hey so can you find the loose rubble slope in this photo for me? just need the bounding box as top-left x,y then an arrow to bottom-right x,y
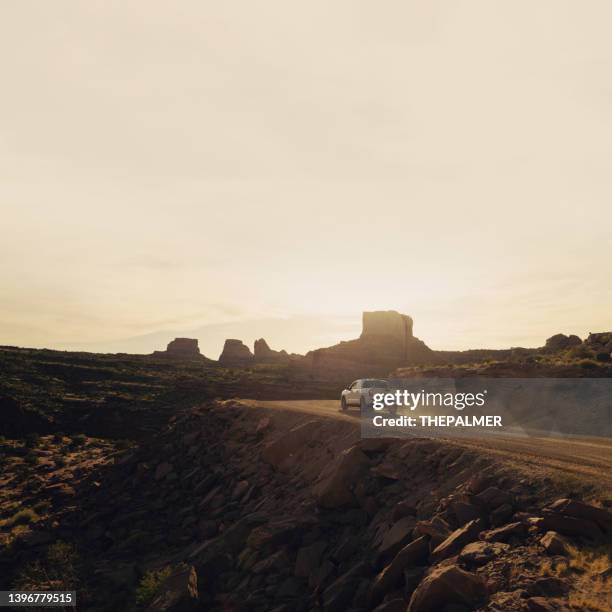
4,400 -> 611,611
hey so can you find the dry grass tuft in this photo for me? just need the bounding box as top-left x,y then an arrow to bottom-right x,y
540,544 -> 612,611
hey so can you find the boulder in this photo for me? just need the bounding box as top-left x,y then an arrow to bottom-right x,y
262,421 -> 321,470
403,567 -> 425,598
322,562 -> 370,610
413,520 -> 450,549
430,519 -> 482,562
294,541 -> 327,578
490,503 -> 514,526
313,446 -> 370,509
540,513 -> 603,541
218,339 -> 254,367
247,517 -> 313,551
392,501 -> 417,522
459,541 -> 509,566
474,486 -> 512,511
525,597 -> 560,612
465,471 -> 496,495
377,517 -> 418,560
545,498 -> 612,532
371,536 -> 429,601
407,564 -> 486,612
528,576 -> 570,597
149,564 -> 198,611
482,521 -> 526,542
373,599 -> 406,612
450,500 -> 482,526
252,550 -> 290,574
540,531 -> 571,556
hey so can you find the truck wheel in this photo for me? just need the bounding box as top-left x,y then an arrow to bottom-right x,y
340,397 -> 348,411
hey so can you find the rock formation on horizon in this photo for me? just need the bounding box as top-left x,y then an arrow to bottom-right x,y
305,310 -> 434,377
219,339 -> 254,367
153,337 -> 203,359
253,338 -> 290,363
586,332 -> 612,353
543,333 -> 582,353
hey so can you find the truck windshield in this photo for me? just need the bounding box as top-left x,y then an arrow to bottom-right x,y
362,380 -> 387,388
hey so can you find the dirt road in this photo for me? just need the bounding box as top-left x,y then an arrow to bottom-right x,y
244,399 -> 612,490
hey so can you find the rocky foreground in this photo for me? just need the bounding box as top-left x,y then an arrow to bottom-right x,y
2,401 -> 611,611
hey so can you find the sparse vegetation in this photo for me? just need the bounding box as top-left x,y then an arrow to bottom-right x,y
6,508 -> 39,527
135,566 -> 173,606
541,544 -> 612,611
15,541 -> 79,592
70,433 -> 87,447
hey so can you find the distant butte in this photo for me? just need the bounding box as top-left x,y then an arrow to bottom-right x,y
152,337 -> 206,360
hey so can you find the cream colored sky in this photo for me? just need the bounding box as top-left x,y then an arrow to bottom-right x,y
1,1 -> 611,357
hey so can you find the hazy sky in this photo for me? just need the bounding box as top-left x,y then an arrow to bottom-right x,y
1,1 -> 611,358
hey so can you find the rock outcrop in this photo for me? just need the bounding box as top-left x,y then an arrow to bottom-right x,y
8,398 -> 612,610
304,310 -> 434,378
219,339 -> 254,367
166,337 -> 201,357
586,332 -> 612,359
153,337 -> 203,359
543,333 -> 582,352
254,338 -> 290,363
361,310 -> 413,343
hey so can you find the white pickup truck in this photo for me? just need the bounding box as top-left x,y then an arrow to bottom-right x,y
340,378 -> 396,414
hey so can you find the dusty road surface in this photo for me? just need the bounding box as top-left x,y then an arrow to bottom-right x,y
243,399 -> 612,490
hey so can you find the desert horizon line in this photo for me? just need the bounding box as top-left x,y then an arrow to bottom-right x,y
3,308 -> 608,360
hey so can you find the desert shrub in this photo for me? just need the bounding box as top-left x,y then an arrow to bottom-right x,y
70,433 -> 87,447
135,566 -> 173,606
8,508 -> 39,527
568,345 -> 594,360
24,433 -> 40,448
595,351 -> 611,363
15,541 -> 78,591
